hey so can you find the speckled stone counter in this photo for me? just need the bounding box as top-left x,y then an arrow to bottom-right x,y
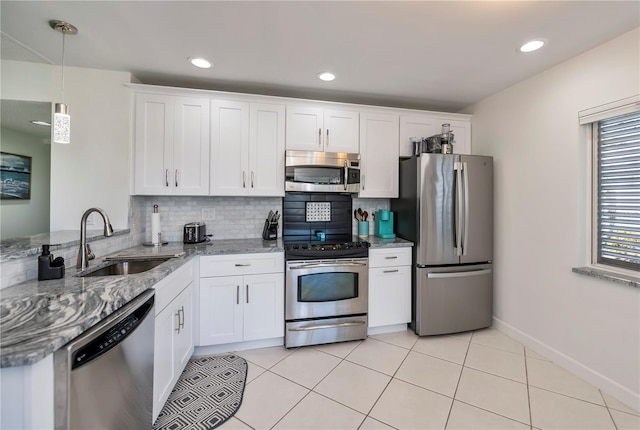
572,267 -> 640,288
1,236 -> 410,368
0,238 -> 284,368
363,236 -> 413,248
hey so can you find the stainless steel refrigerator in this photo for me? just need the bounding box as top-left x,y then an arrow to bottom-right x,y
391,154 -> 493,336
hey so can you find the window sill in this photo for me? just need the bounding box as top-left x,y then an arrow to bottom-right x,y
572,267 -> 640,289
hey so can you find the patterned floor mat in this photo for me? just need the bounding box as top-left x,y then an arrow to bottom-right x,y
153,354 -> 247,430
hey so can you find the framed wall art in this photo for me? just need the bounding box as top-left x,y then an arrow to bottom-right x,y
0,152 -> 32,200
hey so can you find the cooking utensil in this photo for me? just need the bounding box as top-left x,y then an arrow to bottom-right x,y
363,211 -> 368,221
354,209 -> 361,221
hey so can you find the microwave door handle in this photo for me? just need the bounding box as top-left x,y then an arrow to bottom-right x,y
344,160 -> 348,191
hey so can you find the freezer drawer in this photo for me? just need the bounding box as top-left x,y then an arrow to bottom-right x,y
415,264 -> 492,336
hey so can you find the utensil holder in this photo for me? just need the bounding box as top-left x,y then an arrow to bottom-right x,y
262,219 -> 278,241
358,221 -> 369,238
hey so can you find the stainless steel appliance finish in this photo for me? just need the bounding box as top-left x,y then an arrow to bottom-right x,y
392,154 -> 493,335
285,257 -> 368,347
285,150 -> 361,193
54,290 -> 155,430
183,222 -> 207,243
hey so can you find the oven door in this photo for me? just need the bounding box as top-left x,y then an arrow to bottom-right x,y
285,258 -> 368,320
285,165 -> 360,193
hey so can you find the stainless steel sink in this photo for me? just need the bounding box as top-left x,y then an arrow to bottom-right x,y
79,259 -> 169,277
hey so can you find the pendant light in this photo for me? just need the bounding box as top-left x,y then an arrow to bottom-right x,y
49,20 -> 78,144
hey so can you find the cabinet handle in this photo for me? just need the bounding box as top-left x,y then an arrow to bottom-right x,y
383,269 -> 399,273
174,310 -> 181,334
362,174 -> 365,190
179,306 -> 185,329
251,171 -> 254,188
165,169 -> 169,187
385,256 -> 398,259
326,129 -> 329,146
318,128 -> 322,147
175,169 -> 179,187
235,263 -> 251,267
246,285 -> 249,303
236,285 -> 240,305
242,171 -> 246,188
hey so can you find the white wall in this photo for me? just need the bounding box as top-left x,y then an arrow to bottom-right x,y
1,60 -> 132,231
465,28 -> 640,410
0,127 -> 50,238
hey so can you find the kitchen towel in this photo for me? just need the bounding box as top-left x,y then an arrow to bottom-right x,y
153,354 -> 247,430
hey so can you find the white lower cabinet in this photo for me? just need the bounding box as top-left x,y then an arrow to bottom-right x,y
368,247 -> 412,328
153,262 -> 195,423
198,253 -> 284,346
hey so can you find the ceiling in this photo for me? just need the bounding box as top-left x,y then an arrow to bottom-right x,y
1,1 -> 639,113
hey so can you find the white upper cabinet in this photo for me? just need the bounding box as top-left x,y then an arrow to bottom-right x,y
399,115 -> 471,156
210,100 -> 285,196
210,100 -> 249,195
249,103 -> 285,196
134,93 -> 209,195
359,112 -> 400,198
286,106 -> 359,153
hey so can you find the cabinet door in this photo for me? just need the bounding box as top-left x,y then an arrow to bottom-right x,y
153,304 -> 177,421
210,100 -> 250,195
243,273 -> 284,341
368,265 -> 411,328
359,112 -> 399,198
324,109 -> 359,153
286,106 -> 324,151
249,103 -> 285,196
199,276 -> 244,345
174,284 -> 194,373
134,93 -> 174,195
173,97 -> 210,195
399,115 -> 438,158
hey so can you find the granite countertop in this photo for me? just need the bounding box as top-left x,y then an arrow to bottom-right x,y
0,236 -> 411,368
0,238 -> 284,368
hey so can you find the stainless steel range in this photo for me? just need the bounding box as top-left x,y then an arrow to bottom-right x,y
282,193 -> 370,348
284,241 -> 369,348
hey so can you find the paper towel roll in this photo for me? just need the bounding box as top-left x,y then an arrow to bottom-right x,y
151,212 -> 161,244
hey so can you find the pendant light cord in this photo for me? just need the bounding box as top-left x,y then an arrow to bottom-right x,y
61,31 -> 66,102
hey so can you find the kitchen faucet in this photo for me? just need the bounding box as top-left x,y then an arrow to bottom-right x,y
77,208 -> 114,270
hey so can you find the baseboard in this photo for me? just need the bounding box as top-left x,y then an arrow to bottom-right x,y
193,337 -> 284,356
367,323 -> 409,336
492,317 -> 639,413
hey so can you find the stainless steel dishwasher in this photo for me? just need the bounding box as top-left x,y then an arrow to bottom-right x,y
54,290 -> 155,430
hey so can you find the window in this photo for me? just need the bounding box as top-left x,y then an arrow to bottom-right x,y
594,110 -> 640,271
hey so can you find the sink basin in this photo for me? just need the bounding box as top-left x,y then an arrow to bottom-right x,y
79,259 -> 170,277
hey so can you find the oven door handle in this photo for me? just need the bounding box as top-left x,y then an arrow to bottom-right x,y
288,320 -> 366,331
288,262 -> 367,270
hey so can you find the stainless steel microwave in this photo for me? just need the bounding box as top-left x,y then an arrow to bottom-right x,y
285,150 -> 360,193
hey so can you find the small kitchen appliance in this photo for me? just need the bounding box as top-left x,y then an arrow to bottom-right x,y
183,222 -> 207,244
285,150 -> 361,193
374,210 -> 396,239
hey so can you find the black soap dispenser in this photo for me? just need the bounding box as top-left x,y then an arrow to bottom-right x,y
38,245 -> 65,281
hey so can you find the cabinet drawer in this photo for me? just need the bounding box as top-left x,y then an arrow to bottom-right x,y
369,247 -> 412,268
154,261 -> 193,315
200,252 -> 284,277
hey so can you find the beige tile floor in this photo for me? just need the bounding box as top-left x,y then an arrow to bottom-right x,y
214,328 -> 639,430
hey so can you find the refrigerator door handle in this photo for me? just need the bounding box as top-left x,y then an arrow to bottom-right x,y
454,161 -> 464,256
462,161 -> 470,256
427,269 -> 492,279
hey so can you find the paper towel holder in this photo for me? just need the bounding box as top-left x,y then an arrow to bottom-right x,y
143,204 -> 169,246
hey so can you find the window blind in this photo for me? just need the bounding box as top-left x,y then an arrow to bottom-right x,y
597,111 -> 640,270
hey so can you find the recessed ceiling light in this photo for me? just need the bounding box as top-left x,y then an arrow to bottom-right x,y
317,72 -> 336,82
519,40 -> 545,53
30,120 -> 51,127
189,57 -> 213,69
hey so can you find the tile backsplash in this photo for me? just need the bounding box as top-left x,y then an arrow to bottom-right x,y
135,196 -> 283,242
351,197 -> 390,236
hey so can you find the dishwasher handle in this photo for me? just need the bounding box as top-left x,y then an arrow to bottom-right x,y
71,291 -> 155,370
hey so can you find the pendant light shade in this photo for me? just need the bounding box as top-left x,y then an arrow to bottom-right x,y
49,20 -> 77,144
53,102 -> 70,144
